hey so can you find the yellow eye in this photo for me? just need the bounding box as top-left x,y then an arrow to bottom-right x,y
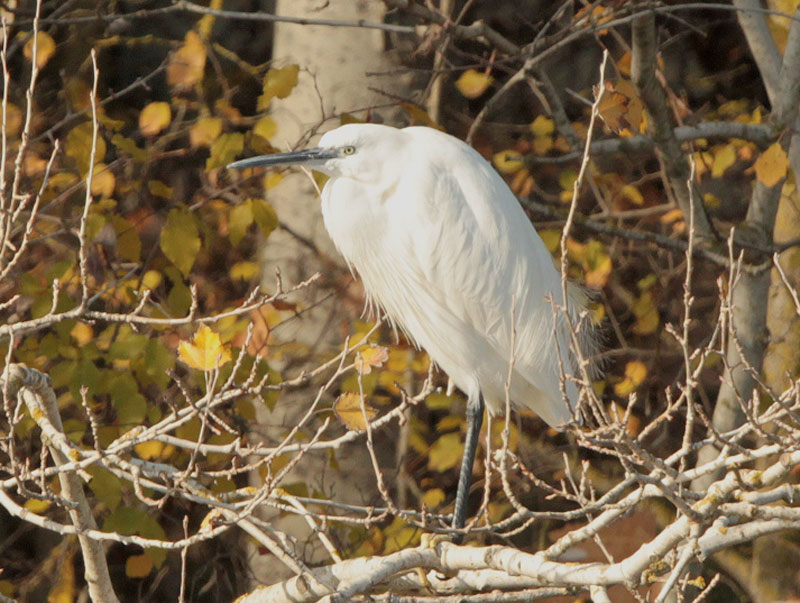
342,145 -> 356,155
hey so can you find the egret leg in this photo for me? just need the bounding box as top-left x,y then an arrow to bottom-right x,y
452,391 -> 484,534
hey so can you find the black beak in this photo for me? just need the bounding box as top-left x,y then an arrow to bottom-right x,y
227,147 -> 337,170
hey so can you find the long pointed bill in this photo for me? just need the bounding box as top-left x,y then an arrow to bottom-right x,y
227,147 -> 336,170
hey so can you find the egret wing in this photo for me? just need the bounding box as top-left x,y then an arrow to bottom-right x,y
399,133 -> 576,424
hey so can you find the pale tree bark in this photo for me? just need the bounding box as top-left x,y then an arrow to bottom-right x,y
249,0 -> 419,587
694,6 -> 800,493
729,5 -> 800,599
2,365 -> 119,603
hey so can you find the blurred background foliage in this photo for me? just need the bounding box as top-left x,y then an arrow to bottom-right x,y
0,1 -> 798,601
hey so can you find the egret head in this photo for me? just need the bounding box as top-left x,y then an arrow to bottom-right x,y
227,123 -> 407,184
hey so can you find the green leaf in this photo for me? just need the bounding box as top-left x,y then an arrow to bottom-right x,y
87,466 -> 122,511
253,116 -> 277,141
111,134 -> 148,162
103,507 -> 166,567
66,122 -> 107,174
62,419 -> 86,445
252,198 -> 278,237
167,279 -> 192,316
229,200 -> 254,247
110,215 -> 141,262
109,326 -> 148,360
160,208 -> 200,277
108,373 -> 147,429
71,358 -> 102,398
257,64 -> 299,110
133,338 -> 175,388
206,132 -> 244,171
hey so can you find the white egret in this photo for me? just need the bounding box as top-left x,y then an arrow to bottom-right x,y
229,124 -> 592,532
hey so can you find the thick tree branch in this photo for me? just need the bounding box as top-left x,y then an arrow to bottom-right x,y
2,365 -> 119,603
631,9 -> 716,243
734,0 -> 781,103
695,6 -> 800,490
526,122 -> 774,165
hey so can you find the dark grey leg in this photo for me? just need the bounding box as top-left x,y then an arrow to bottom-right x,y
452,391 -> 484,534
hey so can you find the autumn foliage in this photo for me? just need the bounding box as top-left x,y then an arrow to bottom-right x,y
2,1 -> 800,602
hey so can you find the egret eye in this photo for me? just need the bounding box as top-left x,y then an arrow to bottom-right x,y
342,145 -> 356,156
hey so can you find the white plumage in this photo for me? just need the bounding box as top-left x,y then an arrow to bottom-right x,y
317,124 -> 583,427
229,123 -> 593,529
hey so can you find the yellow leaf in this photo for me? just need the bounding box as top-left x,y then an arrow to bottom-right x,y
492,149 -> 524,174
334,392 -> 377,431
754,142 -> 789,187
148,180 -> 174,199
530,115 -> 555,137
617,51 -> 632,76
718,99 -> 749,117
125,554 -> 153,578
606,401 -> 641,437
252,198 -> 278,237
540,229 -> 561,253
590,302 -> 606,325
559,168 -> 578,191
253,116 -> 277,141
491,418 -> 520,450
532,136 -> 553,156
425,393 -> 456,411
703,192 -> 721,209
428,432 -> 463,472
167,30 -> 207,91
401,102 -> 443,129
258,64 -> 299,110
632,291 -> 659,335
24,32 -> 56,69
24,498 -> 51,513
382,517 -> 421,553
660,208 -> 685,224
229,261 -> 260,281
355,345 -> 389,375
711,144 -> 736,178
583,240 -> 612,289
178,326 -> 232,371
264,171 -> 284,189
189,117 -> 222,148
134,440 -> 164,460
597,86 -> 626,131
47,549 -> 75,603
620,184 -> 644,205
90,165 -> 115,198
436,415 -> 463,432
614,360 -> 648,397
455,69 -> 493,99
199,509 -> 225,532
140,270 -> 162,291
2,103 -> 22,136
421,488 -> 446,508
139,101 -> 171,136
0,581 -> 14,598
111,133 -> 147,162
566,237 -> 586,263
70,322 -> 93,346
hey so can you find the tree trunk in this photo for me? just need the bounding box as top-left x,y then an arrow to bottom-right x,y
248,0 -> 417,587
